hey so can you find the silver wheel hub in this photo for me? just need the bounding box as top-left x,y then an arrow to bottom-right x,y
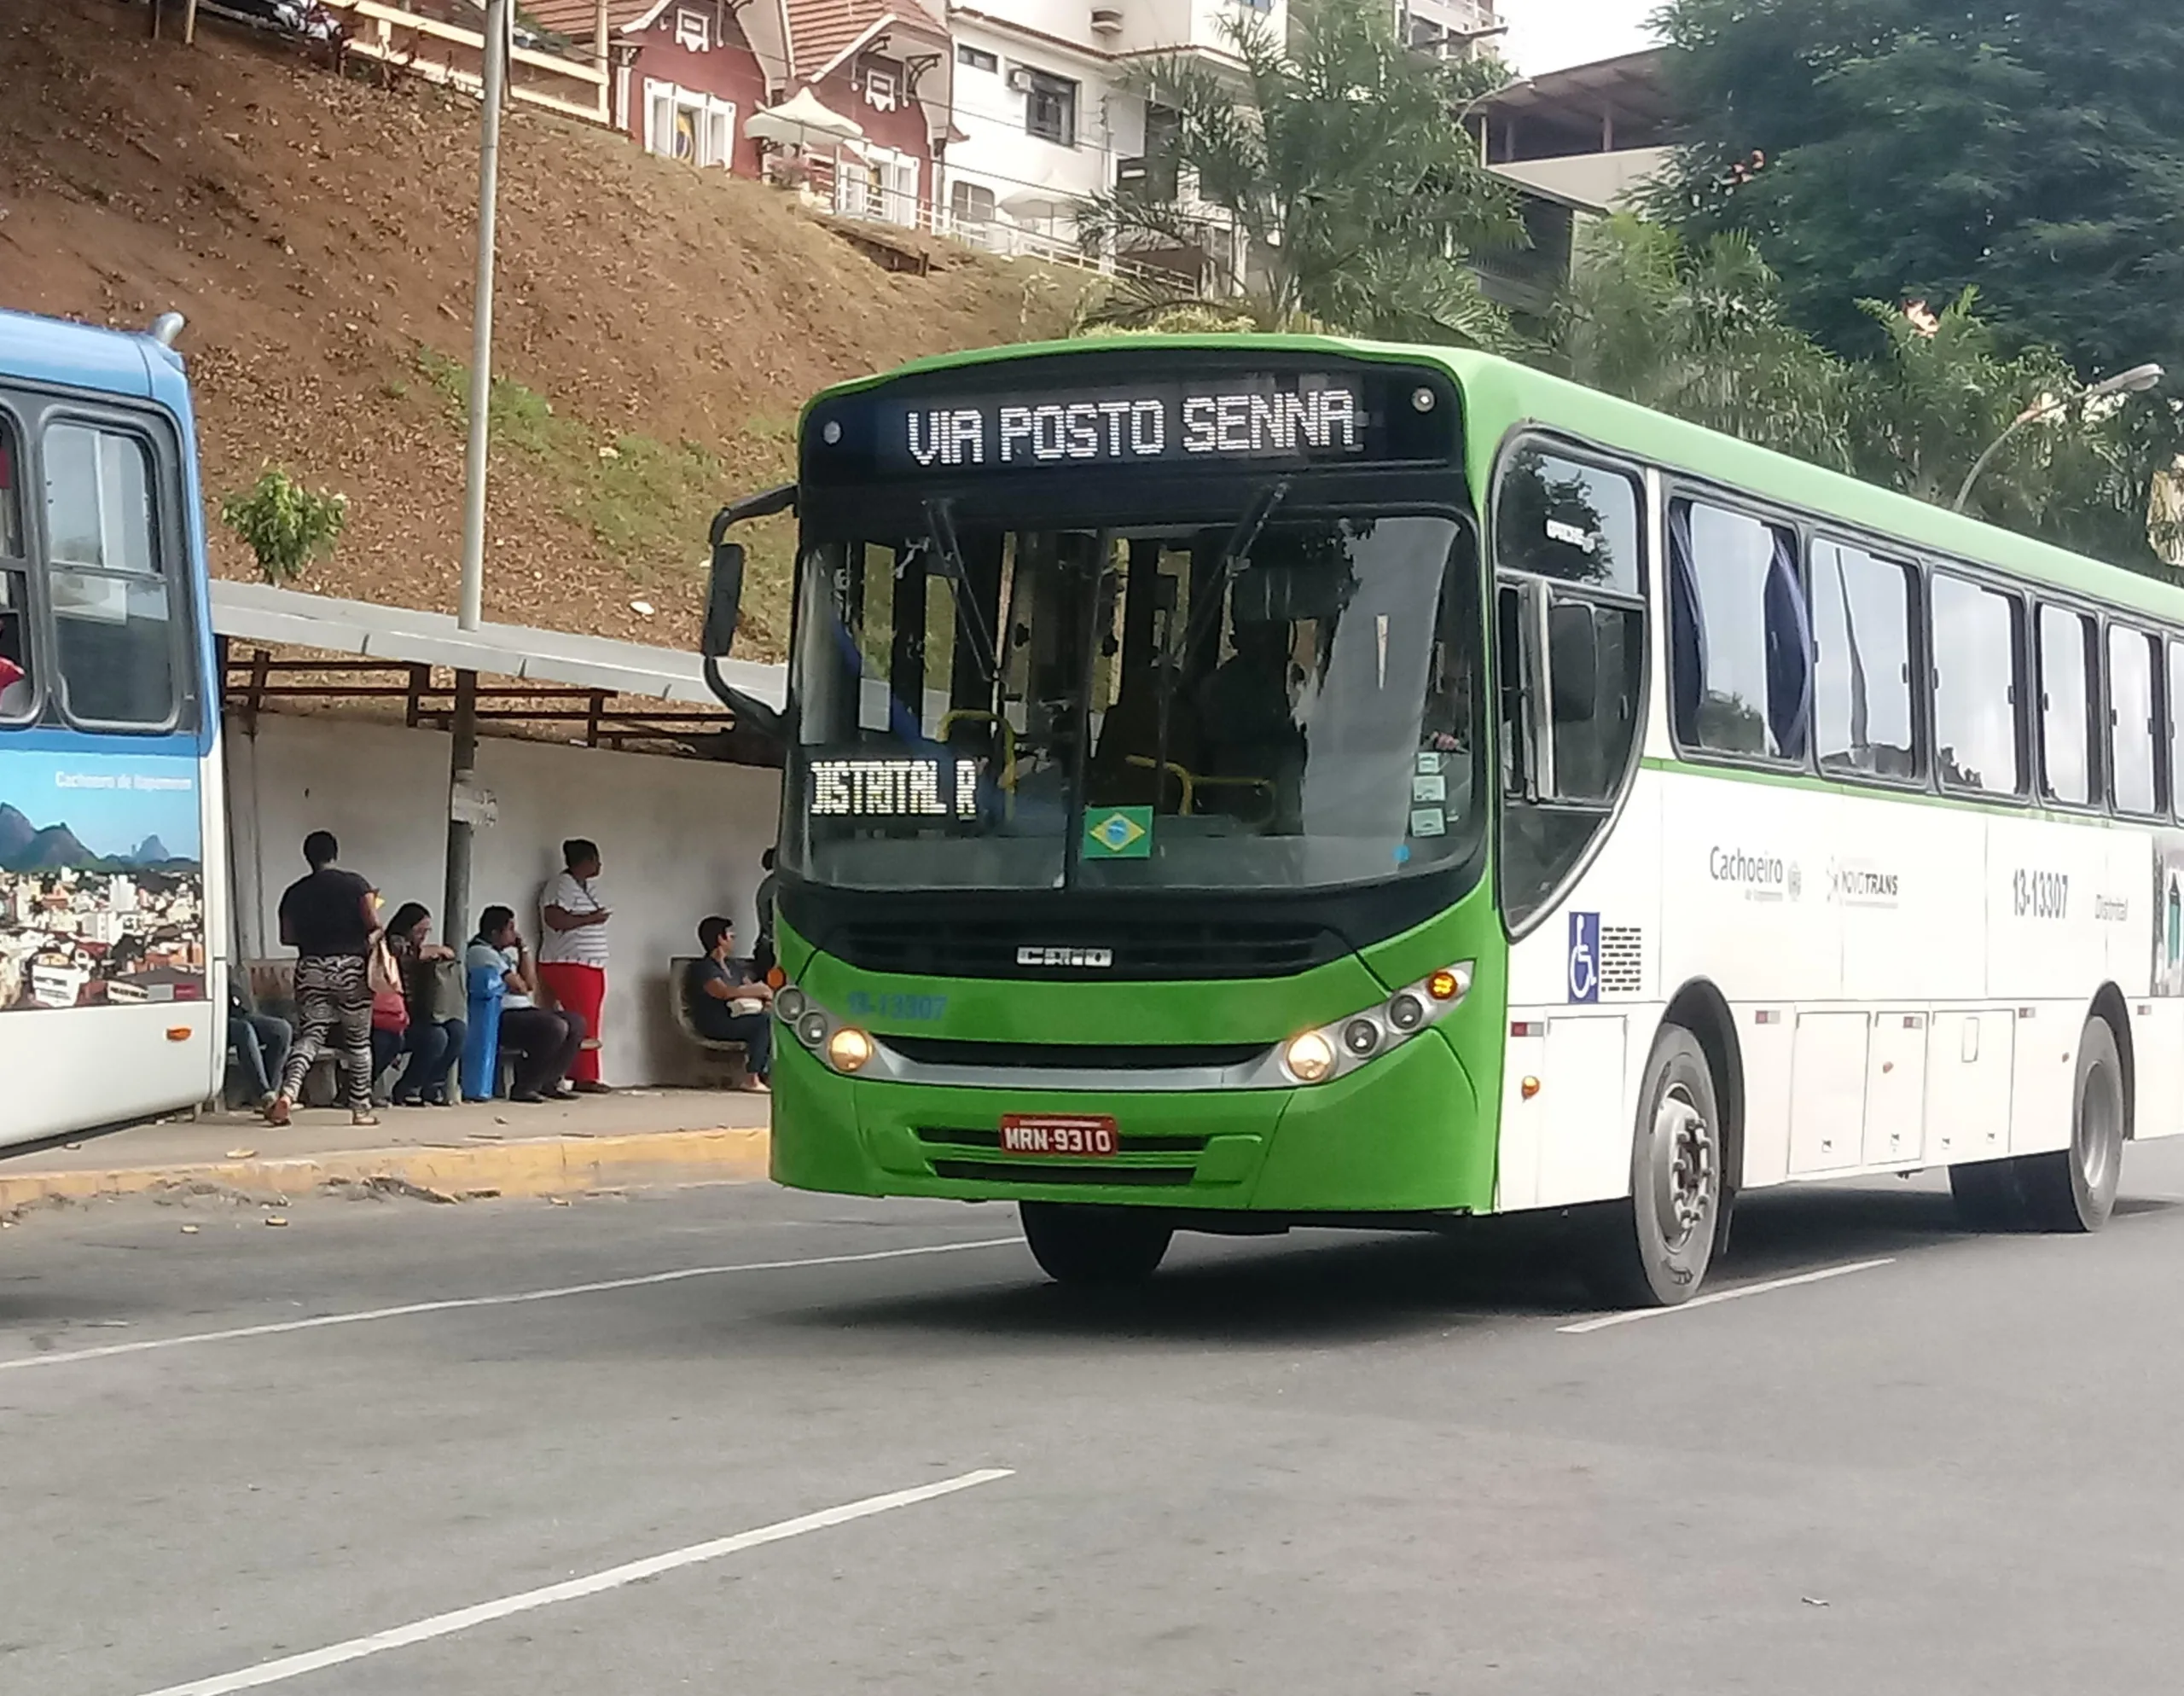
1652,1089 -> 1713,1250
2078,1059 -> 2121,1193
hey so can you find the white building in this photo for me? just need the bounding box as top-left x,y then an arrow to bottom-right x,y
938,0 -> 1288,263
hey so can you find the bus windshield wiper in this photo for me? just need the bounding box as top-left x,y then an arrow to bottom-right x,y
1176,477 -> 1290,677
923,497 -> 1000,685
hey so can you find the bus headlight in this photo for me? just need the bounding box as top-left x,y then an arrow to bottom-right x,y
775,985 -> 807,1023
1275,961 -> 1474,1088
826,1026 -> 874,1073
796,1010 -> 830,1048
1284,1031 -> 1337,1083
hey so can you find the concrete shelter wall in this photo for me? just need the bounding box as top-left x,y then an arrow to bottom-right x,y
224,711 -> 781,1087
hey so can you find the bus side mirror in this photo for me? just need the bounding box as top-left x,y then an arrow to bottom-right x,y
702,542 -> 746,659
1548,602 -> 1598,723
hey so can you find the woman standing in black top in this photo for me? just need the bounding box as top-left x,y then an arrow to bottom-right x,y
268,829 -> 380,1126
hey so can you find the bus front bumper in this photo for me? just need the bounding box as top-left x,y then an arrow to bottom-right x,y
769,1029 -> 1493,1216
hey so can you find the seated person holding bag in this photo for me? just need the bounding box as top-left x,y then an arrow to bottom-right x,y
683,915 -> 772,1093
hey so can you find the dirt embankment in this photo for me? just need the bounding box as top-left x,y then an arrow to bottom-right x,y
0,0 -> 1085,655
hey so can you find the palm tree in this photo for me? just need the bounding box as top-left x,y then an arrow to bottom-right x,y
1073,0 -> 1526,346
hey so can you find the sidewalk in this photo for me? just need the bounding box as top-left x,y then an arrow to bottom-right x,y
0,1089 -> 774,1213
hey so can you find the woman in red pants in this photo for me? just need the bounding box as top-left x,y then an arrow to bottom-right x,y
537,837 -> 612,1092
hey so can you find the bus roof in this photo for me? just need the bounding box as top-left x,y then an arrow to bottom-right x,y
0,306 -> 171,401
803,331 -> 2184,627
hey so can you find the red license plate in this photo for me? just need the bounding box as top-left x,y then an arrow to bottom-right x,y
999,1114 -> 1119,1157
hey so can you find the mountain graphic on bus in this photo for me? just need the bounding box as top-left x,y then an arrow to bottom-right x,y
0,803 -> 199,874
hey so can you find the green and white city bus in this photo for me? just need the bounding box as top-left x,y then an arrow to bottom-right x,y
701,334 -> 2184,1305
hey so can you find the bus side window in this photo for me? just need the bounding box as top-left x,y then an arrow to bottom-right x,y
40,421 -> 180,731
1931,572 -> 2025,798
1668,499 -> 1809,764
1493,445 -> 1649,932
2108,624 -> 2162,818
2036,601 -> 2100,808
0,416 -> 31,723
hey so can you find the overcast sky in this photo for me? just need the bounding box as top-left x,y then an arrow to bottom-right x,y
1501,0 -> 1662,75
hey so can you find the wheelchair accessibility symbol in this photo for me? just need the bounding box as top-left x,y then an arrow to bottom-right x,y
1567,911 -> 1600,1004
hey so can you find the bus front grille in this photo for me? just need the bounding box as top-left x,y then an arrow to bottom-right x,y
815,915 -> 1345,980
926,1160 -> 1197,1187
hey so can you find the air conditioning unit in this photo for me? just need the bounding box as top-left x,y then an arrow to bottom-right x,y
1006,66 -> 1035,91
1089,7 -> 1124,32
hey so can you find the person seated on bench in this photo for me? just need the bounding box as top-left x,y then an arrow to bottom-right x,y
228,977 -> 291,1112
468,906 -> 585,1103
684,915 -> 772,1093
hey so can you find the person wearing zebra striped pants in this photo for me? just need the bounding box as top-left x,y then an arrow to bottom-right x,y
266,830 -> 380,1127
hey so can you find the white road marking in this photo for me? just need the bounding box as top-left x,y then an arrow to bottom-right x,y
0,1237 -> 1022,1374
1557,1257 -> 1896,1333
131,1468 -> 1014,1696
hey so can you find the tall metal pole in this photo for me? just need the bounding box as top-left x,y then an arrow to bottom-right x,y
457,0 -> 508,633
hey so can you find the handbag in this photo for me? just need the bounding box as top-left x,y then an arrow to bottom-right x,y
369,941 -> 408,1033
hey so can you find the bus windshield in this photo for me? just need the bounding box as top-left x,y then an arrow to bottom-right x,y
789,508 -> 1482,892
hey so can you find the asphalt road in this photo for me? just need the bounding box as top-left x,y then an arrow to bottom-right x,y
7,1143 -> 2184,1696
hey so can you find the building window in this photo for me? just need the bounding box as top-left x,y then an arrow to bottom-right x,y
644,80 -> 735,168
956,44 -> 996,73
672,6 -> 710,51
1809,538 -> 1920,781
2036,602 -> 2100,807
862,60 -> 900,112
1025,70 -> 1077,148
950,179 -> 996,227
1931,572 -> 2024,798
40,421 -> 178,729
1667,499 -> 1809,764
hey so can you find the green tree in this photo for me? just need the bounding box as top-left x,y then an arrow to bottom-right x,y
1074,0 -> 1525,345
221,468 -> 347,585
1648,0 -> 2184,385
1557,216 -> 2175,572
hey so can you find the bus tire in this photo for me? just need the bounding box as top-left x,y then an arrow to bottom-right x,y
1020,1203 -> 1173,1286
2016,1015 -> 2125,1234
1584,1023 -> 1722,1309
1948,1160 -> 2027,1231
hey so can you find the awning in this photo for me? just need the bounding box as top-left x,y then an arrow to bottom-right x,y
746,88 -> 868,153
997,173 -> 1074,219
209,580 -> 787,712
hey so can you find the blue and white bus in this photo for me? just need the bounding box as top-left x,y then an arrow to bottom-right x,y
1,307 -> 226,1149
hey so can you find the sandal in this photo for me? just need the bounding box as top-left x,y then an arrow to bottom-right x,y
264,1095 -> 293,1127
351,1112 -> 380,1128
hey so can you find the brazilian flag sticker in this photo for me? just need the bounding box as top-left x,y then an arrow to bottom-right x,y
1083,805 -> 1153,860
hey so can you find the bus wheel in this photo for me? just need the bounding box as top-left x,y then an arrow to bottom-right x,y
2016,1016 -> 2125,1234
1585,1023 -> 1721,1309
1948,1160 -> 2027,1231
1020,1203 -> 1173,1286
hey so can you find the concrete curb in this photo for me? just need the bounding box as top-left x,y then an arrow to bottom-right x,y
0,1126 -> 772,1212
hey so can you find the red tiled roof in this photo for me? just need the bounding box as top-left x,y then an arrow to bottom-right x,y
785,0 -> 944,79
524,0 -> 671,43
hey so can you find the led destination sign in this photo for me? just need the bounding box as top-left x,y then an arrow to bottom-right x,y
810,363 -> 1459,483
808,757 -> 982,819
897,380 -> 1364,472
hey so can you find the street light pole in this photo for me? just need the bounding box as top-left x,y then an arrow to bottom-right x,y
1955,362 -> 2165,514
448,0 -> 507,956
457,0 -> 508,633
